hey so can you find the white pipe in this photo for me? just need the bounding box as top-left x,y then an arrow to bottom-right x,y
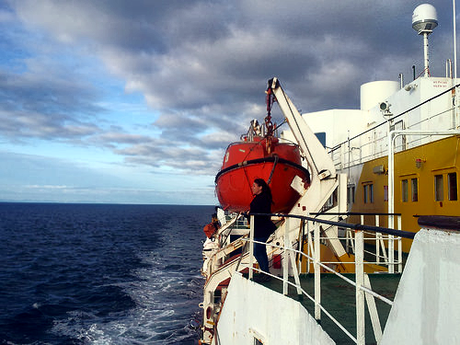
249,215 -> 254,280
314,221 -> 321,320
424,32 -> 430,77
454,0 -> 458,79
446,59 -> 453,78
283,217 -> 289,295
355,230 -> 365,345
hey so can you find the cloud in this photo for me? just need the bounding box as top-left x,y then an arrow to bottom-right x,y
1,0 -> 456,187
0,150 -> 216,204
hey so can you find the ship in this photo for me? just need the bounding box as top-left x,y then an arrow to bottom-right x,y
199,4 -> 460,344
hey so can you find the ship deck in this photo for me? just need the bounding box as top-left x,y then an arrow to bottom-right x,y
246,273 -> 401,344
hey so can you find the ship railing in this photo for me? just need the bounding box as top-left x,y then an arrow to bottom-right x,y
217,214 -> 249,247
244,213 -> 414,345
329,83 -> 460,170
318,212 -> 404,274
204,214 -> 250,276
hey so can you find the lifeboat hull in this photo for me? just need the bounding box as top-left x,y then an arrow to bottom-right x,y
215,139 -> 309,213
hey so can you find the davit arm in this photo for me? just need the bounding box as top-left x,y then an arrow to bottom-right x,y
267,78 -> 347,259
267,77 -> 336,181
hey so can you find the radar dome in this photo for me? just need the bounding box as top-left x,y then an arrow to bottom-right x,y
412,4 -> 438,33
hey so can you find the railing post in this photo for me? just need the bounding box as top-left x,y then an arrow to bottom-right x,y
388,233 -> 395,274
283,217 -> 290,295
307,221 -> 312,274
346,229 -> 350,253
346,228 -> 355,254
287,217 -> 303,296
397,215 -> 402,273
314,221 -> 321,321
355,229 -> 365,345
249,215 -> 255,280
375,215 -> 380,264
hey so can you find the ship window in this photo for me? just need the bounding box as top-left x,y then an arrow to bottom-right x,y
348,185 -> 355,204
315,132 -> 326,148
401,179 -> 408,202
411,178 -> 418,202
363,183 -> 373,204
448,172 -> 458,201
435,174 -> 444,201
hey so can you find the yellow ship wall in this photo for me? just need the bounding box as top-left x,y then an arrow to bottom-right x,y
349,135 -> 460,252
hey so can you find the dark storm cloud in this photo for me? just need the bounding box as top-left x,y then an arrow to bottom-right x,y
3,0 -> 457,175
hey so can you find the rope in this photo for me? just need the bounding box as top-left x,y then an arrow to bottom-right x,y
266,154 -> 279,185
215,156 -> 310,182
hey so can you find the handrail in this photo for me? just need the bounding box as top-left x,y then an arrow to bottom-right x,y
244,212 -> 407,345
328,82 -> 460,153
243,245 -> 359,343
310,211 -> 402,216
246,237 -> 395,306
249,212 -> 415,239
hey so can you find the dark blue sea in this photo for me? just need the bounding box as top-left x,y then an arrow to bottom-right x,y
0,203 -> 213,345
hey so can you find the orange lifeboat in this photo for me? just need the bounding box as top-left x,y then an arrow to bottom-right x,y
215,135 -> 310,213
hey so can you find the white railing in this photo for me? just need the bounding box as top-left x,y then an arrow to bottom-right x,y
330,84 -> 459,171
244,213 -> 414,345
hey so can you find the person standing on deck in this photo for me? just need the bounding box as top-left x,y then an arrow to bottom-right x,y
248,178 -> 276,279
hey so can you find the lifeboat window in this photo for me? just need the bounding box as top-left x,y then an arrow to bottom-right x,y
448,172 -> 458,201
435,174 -> 444,201
411,178 -> 418,202
401,179 -> 409,202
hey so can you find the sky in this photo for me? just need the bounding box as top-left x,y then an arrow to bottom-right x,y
0,1 -> 457,205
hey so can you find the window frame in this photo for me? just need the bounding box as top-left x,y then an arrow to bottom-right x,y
448,172 -> 458,201
434,174 -> 444,202
401,179 -> 409,202
411,177 -> 418,202
363,182 -> 373,204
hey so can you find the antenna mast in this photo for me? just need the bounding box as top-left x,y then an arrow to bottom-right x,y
454,0 -> 458,79
412,4 -> 438,77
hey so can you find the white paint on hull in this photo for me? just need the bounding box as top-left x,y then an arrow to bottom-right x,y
381,228 -> 460,345
216,273 -> 335,345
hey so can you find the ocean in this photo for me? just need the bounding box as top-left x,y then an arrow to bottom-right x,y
0,203 -> 214,345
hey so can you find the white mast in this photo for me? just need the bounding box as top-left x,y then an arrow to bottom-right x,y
412,4 -> 438,77
454,0 -> 458,79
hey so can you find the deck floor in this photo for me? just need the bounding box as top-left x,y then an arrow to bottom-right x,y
249,273 -> 401,344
